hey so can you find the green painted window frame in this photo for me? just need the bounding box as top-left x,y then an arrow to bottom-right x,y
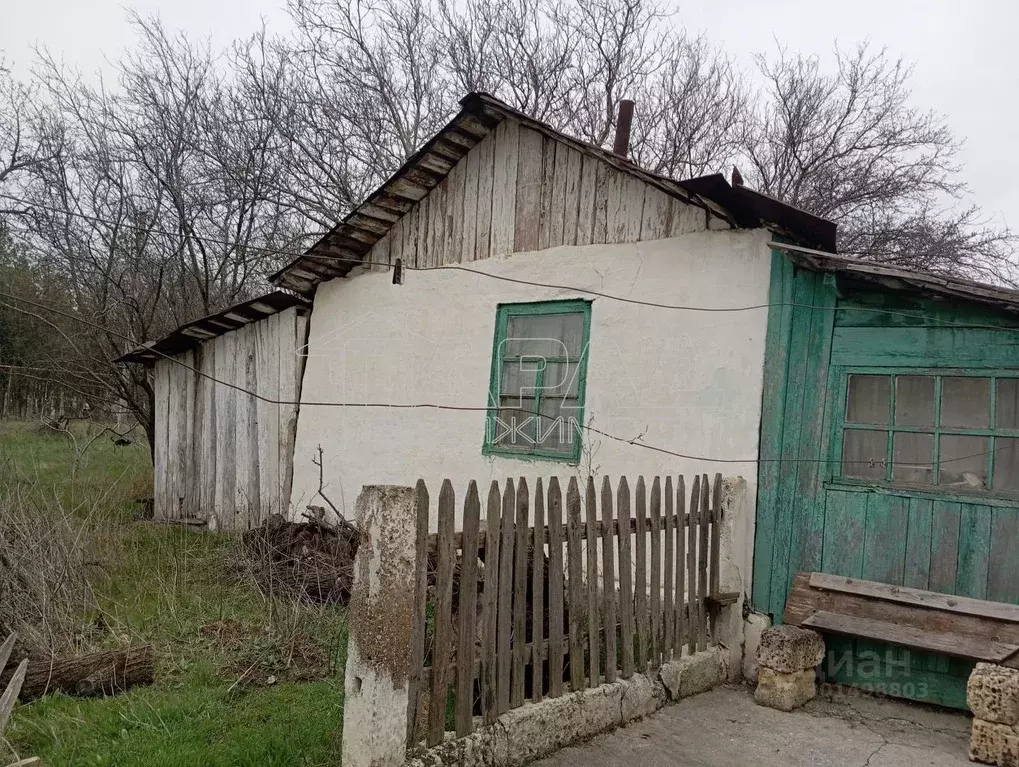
830,366 -> 1019,499
483,299 -> 592,463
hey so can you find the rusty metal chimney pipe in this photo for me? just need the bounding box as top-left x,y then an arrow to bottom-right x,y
612,99 -> 635,158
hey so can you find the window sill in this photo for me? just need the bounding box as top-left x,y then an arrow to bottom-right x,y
824,480 -> 1019,508
482,445 -> 581,465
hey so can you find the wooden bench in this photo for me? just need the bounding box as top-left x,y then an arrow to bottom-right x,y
784,572 -> 1019,668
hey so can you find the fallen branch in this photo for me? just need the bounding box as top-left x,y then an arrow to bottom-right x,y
0,644 -> 154,701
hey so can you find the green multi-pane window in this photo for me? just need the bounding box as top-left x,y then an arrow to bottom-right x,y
837,372 -> 1019,494
484,300 -> 591,462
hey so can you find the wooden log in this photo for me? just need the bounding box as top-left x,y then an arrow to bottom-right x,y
511,478 -> 529,708
697,475 -> 710,652
649,477 -> 662,668
481,481 -> 502,723
585,477 -> 600,688
675,476 -> 686,657
617,477 -> 634,678
427,480 -> 456,747
687,475 -> 700,656
566,477 -> 585,692
547,477 -> 565,696
497,478 -> 516,714
407,479 -> 430,745
455,481 -> 481,736
2,645 -> 154,701
531,478 -> 545,703
663,477 -> 675,659
601,477 -> 617,683
634,476 -> 648,671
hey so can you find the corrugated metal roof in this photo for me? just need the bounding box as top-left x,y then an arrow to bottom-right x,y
271,91 -> 837,294
115,291 -> 309,364
773,242 -> 1019,314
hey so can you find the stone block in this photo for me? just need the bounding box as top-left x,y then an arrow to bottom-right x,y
620,671 -> 666,722
743,612 -> 772,684
659,648 -> 725,701
970,664 -> 1019,726
754,666 -> 816,712
757,625 -> 824,673
970,718 -> 1019,766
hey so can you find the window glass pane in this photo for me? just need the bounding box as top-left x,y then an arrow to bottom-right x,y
842,429 -> 887,480
536,397 -> 579,454
939,434 -> 989,489
501,364 -> 538,401
941,377 -> 990,429
997,379 -> 1019,430
504,312 -> 584,357
493,399 -> 537,449
892,432 -> 934,485
846,375 -> 890,425
895,376 -> 935,427
542,361 -> 580,398
994,438 -> 1019,492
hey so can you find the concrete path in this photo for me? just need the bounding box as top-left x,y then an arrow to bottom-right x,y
530,685 -> 973,767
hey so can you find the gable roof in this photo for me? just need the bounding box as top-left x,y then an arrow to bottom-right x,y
115,291 -> 309,364
272,92 -> 837,294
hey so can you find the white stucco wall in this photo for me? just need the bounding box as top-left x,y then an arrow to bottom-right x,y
290,228 -> 772,575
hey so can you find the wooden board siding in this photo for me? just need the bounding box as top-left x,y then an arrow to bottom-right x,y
150,306 -> 308,530
363,125 -> 720,271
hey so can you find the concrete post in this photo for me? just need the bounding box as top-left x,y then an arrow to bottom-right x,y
718,477 -> 752,681
341,485 -> 418,767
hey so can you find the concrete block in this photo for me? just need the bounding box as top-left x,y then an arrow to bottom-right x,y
970,718 -> 1019,766
970,664 -> 1019,726
754,666 -> 816,712
743,612 -> 771,684
620,671 -> 666,722
757,624 -> 824,674
659,648 -> 725,701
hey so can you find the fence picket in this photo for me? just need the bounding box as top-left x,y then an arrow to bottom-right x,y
633,476 -> 648,672
481,481 -> 502,723
428,479 -> 456,746
709,473 -> 722,641
585,477 -> 600,688
497,479 -> 516,714
455,481 -> 481,736
566,477 -> 586,691
617,477 -> 634,678
512,478 -> 529,707
686,474 -> 700,656
600,476 -> 617,683
649,477 -> 662,668
547,477 -> 565,697
407,480 -> 430,745
531,478 -> 545,703
663,476 -> 674,660
697,474 -> 710,652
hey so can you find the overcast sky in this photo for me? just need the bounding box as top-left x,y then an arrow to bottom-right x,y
4,0 -> 1017,231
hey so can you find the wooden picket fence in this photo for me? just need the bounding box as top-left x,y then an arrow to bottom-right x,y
406,473 -> 725,747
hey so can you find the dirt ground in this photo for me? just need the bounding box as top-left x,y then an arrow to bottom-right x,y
531,685 -> 973,767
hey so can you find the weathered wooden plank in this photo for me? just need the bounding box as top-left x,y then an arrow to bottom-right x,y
491,120 -> 519,256
904,497 -> 934,591
390,216 -> 405,268
278,308 -> 304,513
592,161 -> 609,244
532,478 -> 546,703
407,479 -> 430,745
663,476 -> 675,658
617,477 -> 634,677
537,137 -> 557,251
255,314 -> 280,516
675,476 -> 686,656
513,127 -> 544,253
0,658 -> 28,734
649,477 -> 662,667
640,187 -> 673,241
930,501 -> 962,595
601,476 -> 618,683
369,229 -> 390,272
603,168 -> 627,244
497,478 -> 516,713
861,495 -> 908,586
821,491 -> 866,578
461,148 -> 480,262
416,195 -> 430,269
213,331 -> 237,529
547,477 -> 565,696
403,199 -> 419,268
548,141 -> 570,247
709,473 -> 722,625
481,481 -> 502,723
239,329 -> 260,527
197,343 -> 217,522
633,476 -> 649,671
687,475 -> 700,655
475,132 -> 496,260
585,476 -> 600,687
447,158 -> 466,264
988,509 -> 1019,604
428,176 -> 446,266
182,349 -> 199,520
566,477 -> 586,691
576,155 -> 598,246
511,477 -> 529,708
958,504 -> 993,601
621,176 -> 646,242
562,148 -> 583,246
456,481 -> 481,736
697,475 -> 710,651
428,479 -> 456,746
670,199 -> 705,236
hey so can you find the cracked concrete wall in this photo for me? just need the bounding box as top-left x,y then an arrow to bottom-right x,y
343,485 -> 418,767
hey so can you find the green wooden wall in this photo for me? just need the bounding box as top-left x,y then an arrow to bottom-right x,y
753,250 -> 1019,708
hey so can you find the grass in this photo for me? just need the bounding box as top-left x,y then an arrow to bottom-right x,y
0,420 -> 348,766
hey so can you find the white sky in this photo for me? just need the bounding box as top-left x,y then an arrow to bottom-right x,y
3,0 -> 1017,230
